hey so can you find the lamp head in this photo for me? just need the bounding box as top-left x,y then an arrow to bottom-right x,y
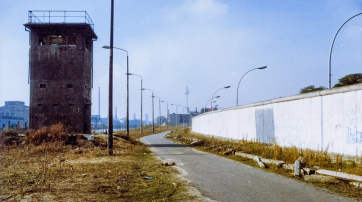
102,46 -> 110,49
257,66 -> 267,69
224,86 -> 231,88
126,73 -> 132,75
215,96 -> 220,98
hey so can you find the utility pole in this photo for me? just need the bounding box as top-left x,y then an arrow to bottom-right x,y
152,92 -> 154,133
107,0 -> 114,155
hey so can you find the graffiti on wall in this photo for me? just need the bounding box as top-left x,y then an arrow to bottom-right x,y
347,127 -> 362,144
346,106 -> 362,144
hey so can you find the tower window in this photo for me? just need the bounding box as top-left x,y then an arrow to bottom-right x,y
40,84 -> 46,88
69,104 -> 74,106
67,84 -> 73,88
58,36 -> 66,45
38,104 -> 43,106
49,35 -> 58,45
53,104 -> 59,107
68,36 -> 76,46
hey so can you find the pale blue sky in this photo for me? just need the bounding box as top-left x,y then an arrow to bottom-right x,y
0,0 -> 361,119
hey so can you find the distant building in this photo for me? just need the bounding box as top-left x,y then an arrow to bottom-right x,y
169,113 -> 191,127
24,11 -> 97,133
145,114 -> 149,122
133,113 -> 136,120
0,101 -> 29,129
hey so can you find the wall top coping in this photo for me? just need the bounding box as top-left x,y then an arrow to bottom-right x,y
195,83 -> 362,118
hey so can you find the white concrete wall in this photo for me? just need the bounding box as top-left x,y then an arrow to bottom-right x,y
192,84 -> 362,156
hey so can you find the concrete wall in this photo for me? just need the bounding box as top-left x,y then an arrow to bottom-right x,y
192,84 -> 362,156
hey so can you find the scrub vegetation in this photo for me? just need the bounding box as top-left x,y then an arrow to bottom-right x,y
167,128 -> 362,200
0,124 -> 198,201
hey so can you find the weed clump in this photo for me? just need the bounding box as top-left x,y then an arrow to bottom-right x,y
0,129 -> 20,146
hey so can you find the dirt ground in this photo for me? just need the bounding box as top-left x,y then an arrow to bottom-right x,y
0,129 -> 209,202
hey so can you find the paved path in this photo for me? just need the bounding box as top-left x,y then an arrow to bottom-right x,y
140,131 -> 357,202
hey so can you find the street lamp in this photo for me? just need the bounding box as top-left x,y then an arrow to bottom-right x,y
205,96 -> 219,112
154,96 -> 161,130
236,66 -> 267,106
142,88 -> 154,133
102,45 -> 130,138
127,73 -> 142,134
171,104 -> 178,130
161,100 -> 168,129
328,13 -> 362,88
211,86 -> 230,109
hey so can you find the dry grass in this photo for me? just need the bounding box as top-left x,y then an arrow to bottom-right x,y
166,129 -> 362,200
168,130 -> 362,174
0,125 -> 198,201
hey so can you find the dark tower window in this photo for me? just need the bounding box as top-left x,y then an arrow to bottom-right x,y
38,104 -> 43,106
40,84 -> 46,88
68,36 -> 77,46
53,104 -> 59,107
38,35 -> 47,46
59,36 -> 66,45
67,84 -> 73,88
69,104 -> 74,106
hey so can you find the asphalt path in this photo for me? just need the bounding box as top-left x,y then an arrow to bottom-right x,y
140,131 -> 357,202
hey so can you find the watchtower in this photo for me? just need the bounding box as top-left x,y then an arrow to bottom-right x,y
24,11 -> 97,133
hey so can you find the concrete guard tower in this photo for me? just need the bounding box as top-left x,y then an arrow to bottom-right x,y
24,11 -> 97,133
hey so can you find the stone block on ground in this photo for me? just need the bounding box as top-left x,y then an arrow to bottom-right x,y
304,175 -> 340,184
258,161 -> 266,168
294,160 -> 301,176
260,158 -> 285,167
316,169 -> 362,182
302,168 -> 316,175
282,164 -> 294,170
349,182 -> 362,187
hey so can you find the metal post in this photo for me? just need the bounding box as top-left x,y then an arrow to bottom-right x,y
140,79 -> 143,134
152,92 -> 154,133
176,106 -> 178,130
183,108 -> 184,127
328,13 -> 362,89
211,86 -> 230,109
159,98 -> 161,129
107,0 -> 114,155
236,66 -> 266,106
166,103 -> 168,129
127,55 -> 129,137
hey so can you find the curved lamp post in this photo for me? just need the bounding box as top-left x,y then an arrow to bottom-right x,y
161,100 -> 168,129
211,86 -> 230,109
127,73 -> 142,134
328,13 -> 362,89
142,88 -> 154,133
154,96 -> 161,130
236,66 -> 267,106
171,104 -> 178,130
205,96 -> 219,112
102,45 -> 130,138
